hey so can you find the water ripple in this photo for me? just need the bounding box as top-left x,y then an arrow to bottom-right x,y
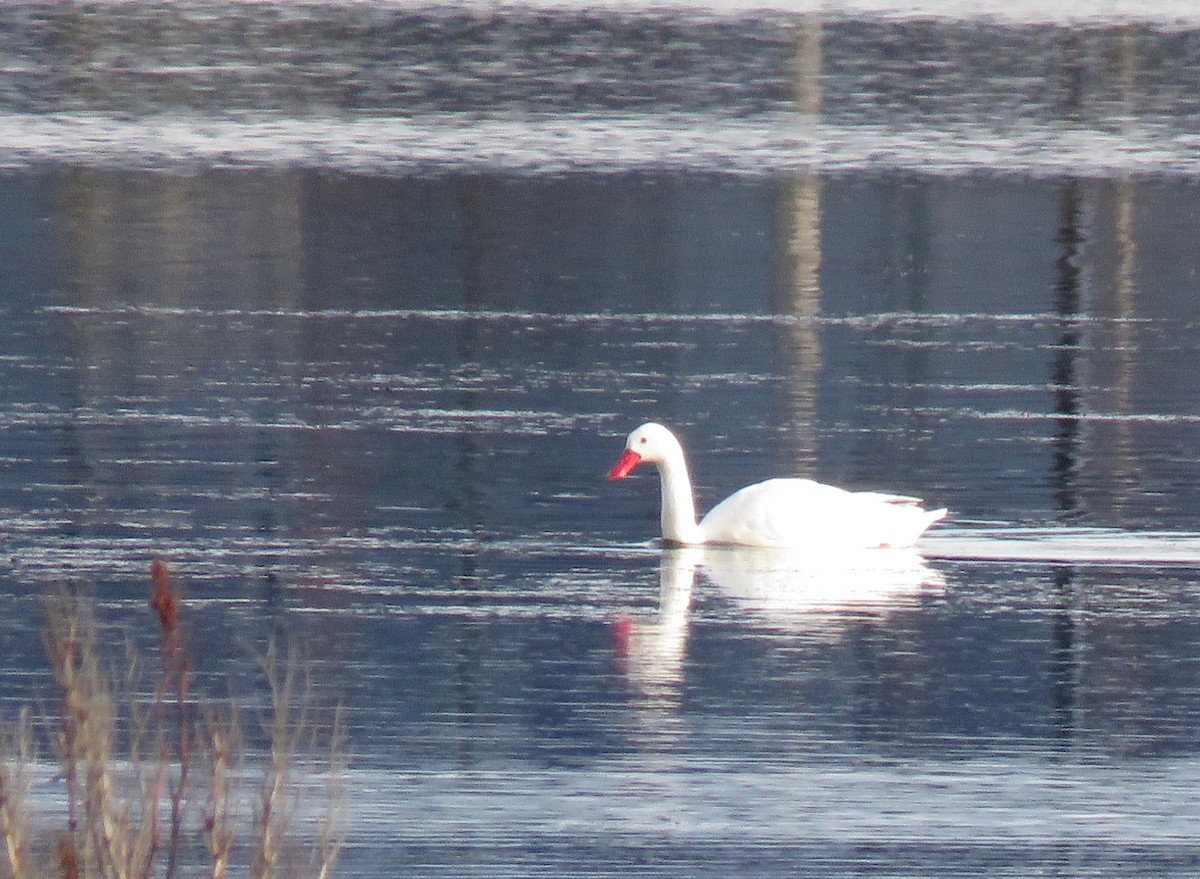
4,113 -> 1200,176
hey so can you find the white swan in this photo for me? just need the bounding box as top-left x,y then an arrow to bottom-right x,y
607,422 -> 947,549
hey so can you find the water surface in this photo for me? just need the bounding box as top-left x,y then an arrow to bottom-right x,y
2,4 -> 1200,878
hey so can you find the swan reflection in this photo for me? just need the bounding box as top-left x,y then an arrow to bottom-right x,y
701,544 -> 942,629
612,546 -> 700,713
615,545 -> 942,716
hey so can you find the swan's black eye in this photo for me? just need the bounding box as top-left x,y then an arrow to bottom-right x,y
639,437 -> 647,444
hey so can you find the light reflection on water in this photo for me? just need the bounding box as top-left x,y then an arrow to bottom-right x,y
2,3 -> 1200,877
2,167 -> 1200,875
3,6 -> 1200,175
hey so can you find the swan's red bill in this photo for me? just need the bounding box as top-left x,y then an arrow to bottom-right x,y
607,448 -> 642,479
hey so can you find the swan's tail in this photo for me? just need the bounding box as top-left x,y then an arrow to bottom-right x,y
915,507 -> 948,541
882,506 -> 947,548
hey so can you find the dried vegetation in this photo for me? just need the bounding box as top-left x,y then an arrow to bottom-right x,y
0,560 -> 347,879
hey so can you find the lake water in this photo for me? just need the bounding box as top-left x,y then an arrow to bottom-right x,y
4,2 -> 1200,877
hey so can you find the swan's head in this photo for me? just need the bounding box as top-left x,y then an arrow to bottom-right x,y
608,422 -> 683,479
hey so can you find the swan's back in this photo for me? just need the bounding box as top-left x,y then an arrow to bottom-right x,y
698,478 -> 946,550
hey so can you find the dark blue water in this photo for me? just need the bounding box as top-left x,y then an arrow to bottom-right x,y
3,5 -> 1200,878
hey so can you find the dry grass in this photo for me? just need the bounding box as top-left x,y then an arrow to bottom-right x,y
0,561 -> 348,879
0,709 -> 34,879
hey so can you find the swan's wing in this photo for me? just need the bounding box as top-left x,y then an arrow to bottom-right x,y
699,479 -> 852,547
700,478 -> 944,549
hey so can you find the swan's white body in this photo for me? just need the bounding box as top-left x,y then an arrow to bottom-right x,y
608,422 -> 946,549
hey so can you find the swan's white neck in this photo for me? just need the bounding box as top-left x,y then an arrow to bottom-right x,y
654,445 -> 704,545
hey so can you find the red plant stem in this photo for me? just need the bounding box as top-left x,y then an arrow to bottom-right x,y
151,559 -> 193,879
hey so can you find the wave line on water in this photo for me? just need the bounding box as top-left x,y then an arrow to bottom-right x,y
912,407 -> 1200,425
2,0 -> 1199,27
922,526 -> 1200,567
6,112 -> 1200,176
340,752 -> 1200,847
42,304 -> 1162,330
